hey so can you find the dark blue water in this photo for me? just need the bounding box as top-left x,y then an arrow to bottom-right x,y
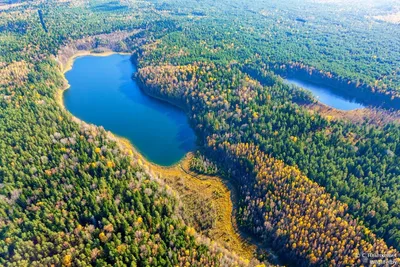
64,54 -> 196,166
285,78 -> 365,110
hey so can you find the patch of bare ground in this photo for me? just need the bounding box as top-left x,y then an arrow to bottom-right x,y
306,103 -> 400,126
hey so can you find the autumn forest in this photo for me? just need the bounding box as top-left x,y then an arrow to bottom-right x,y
1,0 -> 400,266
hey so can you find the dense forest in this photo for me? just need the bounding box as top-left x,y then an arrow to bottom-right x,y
1,0 -> 400,266
0,1 -> 256,266
136,58 -> 400,265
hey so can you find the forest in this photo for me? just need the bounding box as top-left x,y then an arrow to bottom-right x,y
136,57 -> 400,265
1,0 -> 400,266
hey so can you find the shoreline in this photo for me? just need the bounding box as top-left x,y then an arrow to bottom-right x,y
55,49 -> 256,260
56,49 -> 188,167
61,50 -> 132,75
56,50 -> 131,111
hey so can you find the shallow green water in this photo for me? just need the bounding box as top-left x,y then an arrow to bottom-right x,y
64,54 -> 196,166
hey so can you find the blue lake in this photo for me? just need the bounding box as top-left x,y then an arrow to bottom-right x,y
285,78 -> 365,110
64,54 -> 196,166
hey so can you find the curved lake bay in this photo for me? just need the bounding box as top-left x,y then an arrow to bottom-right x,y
285,78 -> 365,110
64,54 -> 196,166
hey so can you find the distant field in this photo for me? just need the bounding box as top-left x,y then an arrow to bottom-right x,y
0,2 -> 24,10
373,11 -> 400,24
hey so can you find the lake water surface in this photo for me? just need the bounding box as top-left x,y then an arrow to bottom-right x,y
64,54 -> 196,166
285,78 -> 365,110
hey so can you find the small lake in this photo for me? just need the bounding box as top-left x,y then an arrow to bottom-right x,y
285,78 -> 365,110
64,54 -> 196,166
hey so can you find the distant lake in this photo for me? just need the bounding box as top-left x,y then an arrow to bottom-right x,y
285,78 -> 365,110
64,54 -> 196,166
